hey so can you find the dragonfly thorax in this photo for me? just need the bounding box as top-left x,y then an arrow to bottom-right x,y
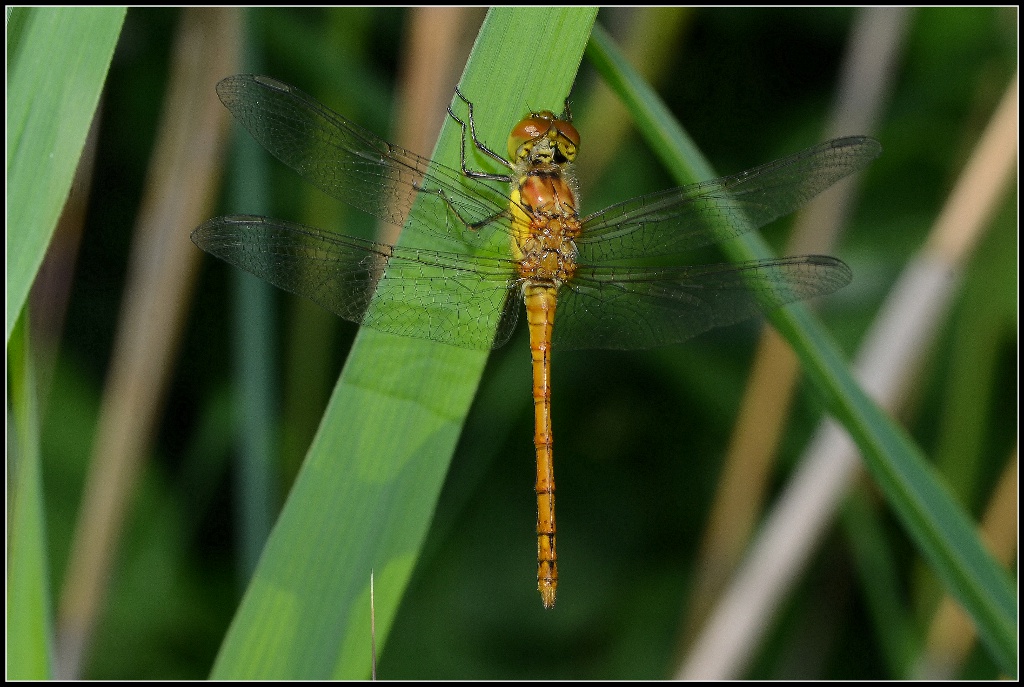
516,230 -> 578,285
510,164 -> 582,287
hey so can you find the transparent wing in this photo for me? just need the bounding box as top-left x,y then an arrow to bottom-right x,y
577,137 -> 881,262
215,74 -> 515,249
192,215 -> 520,350
552,255 -> 852,350
202,79 -> 870,352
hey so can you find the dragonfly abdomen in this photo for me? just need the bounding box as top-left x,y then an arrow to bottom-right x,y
524,282 -> 559,608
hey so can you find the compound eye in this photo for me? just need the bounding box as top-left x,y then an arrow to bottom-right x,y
506,110 -> 579,162
553,120 -> 580,149
507,114 -> 551,160
552,119 -> 580,161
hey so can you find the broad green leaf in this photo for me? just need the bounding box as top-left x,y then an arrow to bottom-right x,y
210,8 -> 598,678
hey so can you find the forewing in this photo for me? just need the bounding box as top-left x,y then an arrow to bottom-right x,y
192,215 -> 517,350
215,74 -> 513,248
577,137 -> 881,262
552,256 -> 852,350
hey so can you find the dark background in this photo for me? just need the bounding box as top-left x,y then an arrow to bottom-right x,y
36,7 -> 1016,679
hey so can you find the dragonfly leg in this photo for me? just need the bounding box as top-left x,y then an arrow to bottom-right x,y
560,97 -> 572,123
411,180 -> 509,234
449,87 -> 514,179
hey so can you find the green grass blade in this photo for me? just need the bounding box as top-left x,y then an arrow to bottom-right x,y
587,24 -> 1016,676
6,7 -> 126,343
841,492 -> 920,675
210,8 -> 598,678
231,16 -> 278,581
7,313 -> 55,678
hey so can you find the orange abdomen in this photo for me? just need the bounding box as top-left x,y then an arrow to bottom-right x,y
524,282 -> 558,609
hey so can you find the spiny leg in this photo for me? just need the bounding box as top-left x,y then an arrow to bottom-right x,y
449,87 -> 513,178
413,182 -> 509,233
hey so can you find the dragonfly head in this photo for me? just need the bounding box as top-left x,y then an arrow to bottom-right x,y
508,111 -> 579,167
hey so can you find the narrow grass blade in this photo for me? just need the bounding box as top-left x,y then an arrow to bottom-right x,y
6,7 -> 126,342
8,313 -> 55,678
587,24 -> 1016,675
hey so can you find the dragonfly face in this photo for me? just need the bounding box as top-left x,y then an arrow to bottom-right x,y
192,74 -> 881,608
507,109 -> 580,166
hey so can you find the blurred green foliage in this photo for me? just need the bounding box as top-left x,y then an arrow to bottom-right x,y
37,7 -> 1015,679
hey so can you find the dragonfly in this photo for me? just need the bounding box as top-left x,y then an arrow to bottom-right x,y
192,74 -> 881,609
